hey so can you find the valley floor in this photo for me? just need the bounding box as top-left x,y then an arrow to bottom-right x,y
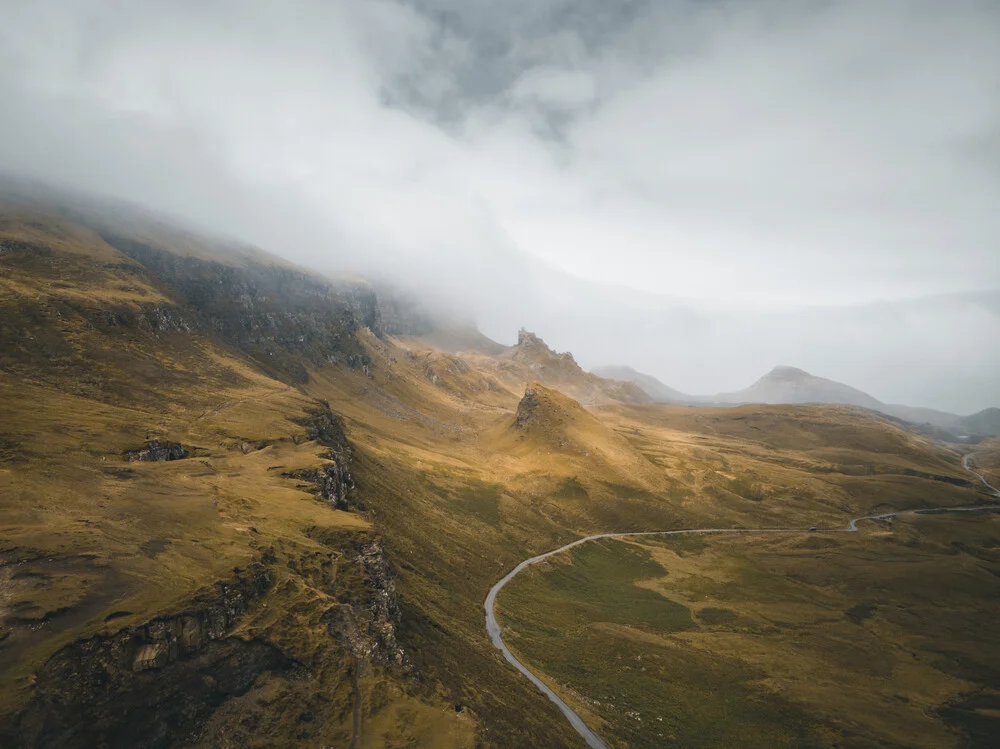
493,501 -> 1000,748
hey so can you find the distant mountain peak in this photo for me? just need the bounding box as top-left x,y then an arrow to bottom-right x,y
719,365 -> 882,409
591,364 -> 698,404
763,365 -> 812,379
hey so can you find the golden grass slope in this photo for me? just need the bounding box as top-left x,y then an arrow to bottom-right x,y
490,383 -> 662,487
406,328 -> 651,407
1,199 -> 997,748
0,208 -> 473,747
297,328 -> 997,746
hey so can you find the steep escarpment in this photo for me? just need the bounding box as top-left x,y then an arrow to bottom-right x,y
4,527 -> 420,749
372,285 -> 436,336
0,200 -> 465,745
8,561 -> 287,749
289,401 -> 357,510
100,234 -> 375,382
311,532 -> 409,673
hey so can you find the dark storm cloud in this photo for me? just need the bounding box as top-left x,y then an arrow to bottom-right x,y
1,0 -> 998,411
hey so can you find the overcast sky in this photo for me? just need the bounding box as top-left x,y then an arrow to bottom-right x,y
2,0 -> 999,411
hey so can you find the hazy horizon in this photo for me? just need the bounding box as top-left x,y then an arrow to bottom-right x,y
2,0 -> 999,412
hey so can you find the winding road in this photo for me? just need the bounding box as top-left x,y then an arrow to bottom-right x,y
964,452 -> 1000,498
484,452 -> 1000,749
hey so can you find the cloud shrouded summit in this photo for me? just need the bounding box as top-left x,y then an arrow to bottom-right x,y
2,0 -> 999,411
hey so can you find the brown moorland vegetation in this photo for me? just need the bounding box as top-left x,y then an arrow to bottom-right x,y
1,196 -> 998,748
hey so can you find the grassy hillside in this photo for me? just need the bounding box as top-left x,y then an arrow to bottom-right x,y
0,205 -> 474,748
497,510 -> 1000,748
1,197 -> 997,748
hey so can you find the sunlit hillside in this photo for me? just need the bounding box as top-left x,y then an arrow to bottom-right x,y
1,200 -> 998,748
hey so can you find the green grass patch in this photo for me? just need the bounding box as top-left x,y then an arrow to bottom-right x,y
599,480 -> 657,500
939,692 -> 1000,749
500,538 -> 694,638
697,607 -> 738,625
497,538 -> 822,746
648,533 -> 709,556
845,602 -> 877,624
446,482 -> 502,525
552,476 -> 588,500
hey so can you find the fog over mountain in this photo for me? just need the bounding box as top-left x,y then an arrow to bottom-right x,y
2,0 -> 999,412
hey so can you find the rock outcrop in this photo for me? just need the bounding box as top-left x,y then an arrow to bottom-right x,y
293,401 -> 356,510
123,440 -> 187,462
514,386 -> 541,430
514,328 -> 582,374
499,329 -> 651,406
324,537 -> 408,673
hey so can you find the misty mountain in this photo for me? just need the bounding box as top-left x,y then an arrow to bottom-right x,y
714,366 -> 884,409
961,407 -> 1000,435
876,405 -> 1000,438
4,4 -> 1000,748
3,174 -> 999,414
594,363 -> 883,409
494,330 -> 651,406
591,365 -> 699,404
603,363 -> 1000,437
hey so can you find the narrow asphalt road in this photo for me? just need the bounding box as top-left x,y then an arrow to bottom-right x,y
964,452 -> 1000,497
484,452 -> 1000,749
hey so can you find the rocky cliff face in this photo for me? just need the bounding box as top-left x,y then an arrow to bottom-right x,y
292,401 -> 357,510
9,561 -> 289,749
514,386 -> 541,430
322,536 -> 408,673
513,328 -> 582,374
100,235 -> 374,382
0,385 -> 413,748
2,218 -> 478,403
373,287 -> 436,336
